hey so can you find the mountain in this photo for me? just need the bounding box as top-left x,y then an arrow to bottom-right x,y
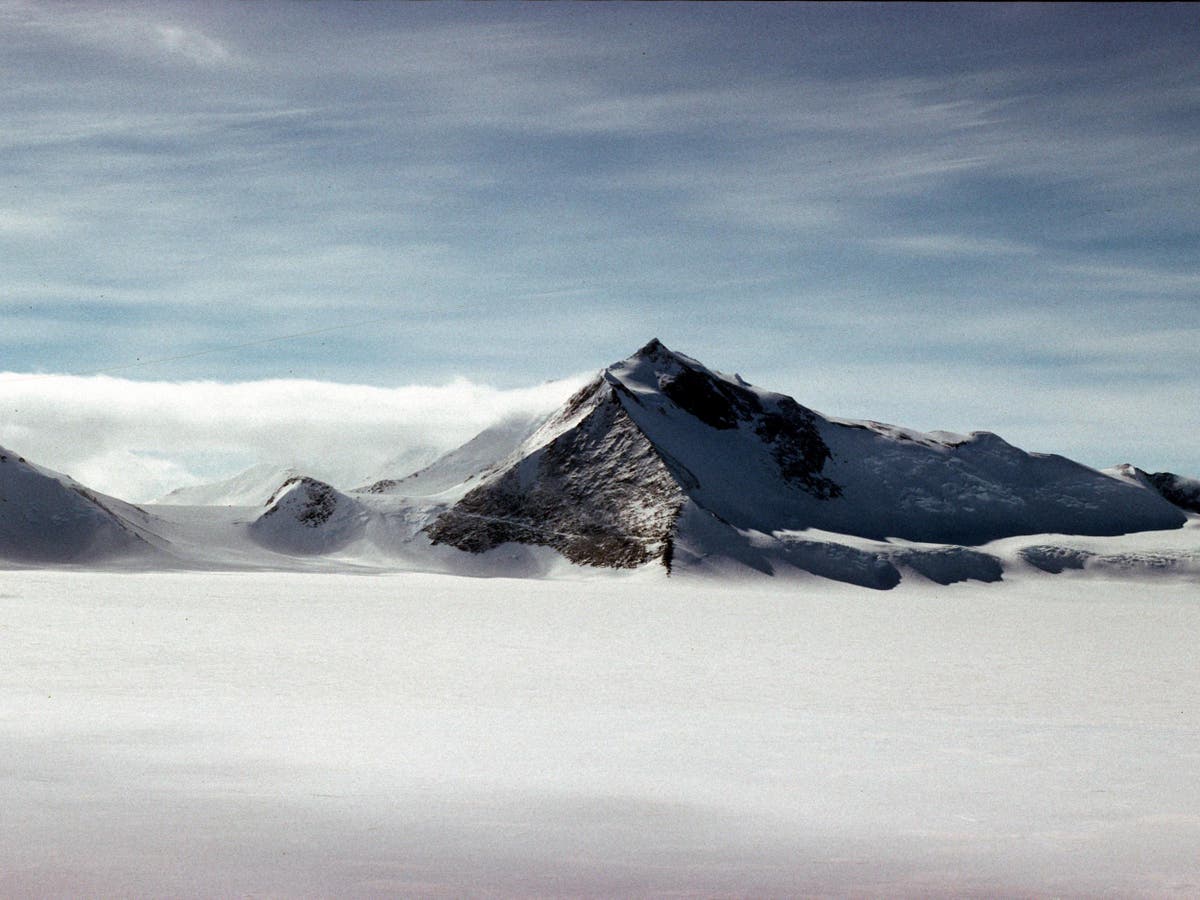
155,464 -> 303,506
0,446 -> 160,563
248,476 -> 367,555
427,339 -> 1186,573
1105,463 -> 1200,514
2,342 -> 1194,585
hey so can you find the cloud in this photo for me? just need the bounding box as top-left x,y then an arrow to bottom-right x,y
0,208 -> 61,237
152,23 -> 229,65
3,1 -> 232,67
869,234 -> 1038,258
0,372 -> 591,502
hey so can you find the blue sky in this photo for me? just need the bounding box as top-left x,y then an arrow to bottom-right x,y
1,1 -> 1198,496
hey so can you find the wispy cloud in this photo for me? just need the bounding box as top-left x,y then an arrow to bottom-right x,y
3,0 -> 232,66
1055,262 -> 1200,296
868,234 -> 1038,258
0,208 -> 61,237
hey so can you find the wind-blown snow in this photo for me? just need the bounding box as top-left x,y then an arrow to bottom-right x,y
155,463 -> 303,506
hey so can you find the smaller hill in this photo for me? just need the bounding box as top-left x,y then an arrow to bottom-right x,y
249,476 -> 367,555
356,411 -> 545,498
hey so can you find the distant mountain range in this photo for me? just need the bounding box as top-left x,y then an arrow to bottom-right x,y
2,340 -> 1197,586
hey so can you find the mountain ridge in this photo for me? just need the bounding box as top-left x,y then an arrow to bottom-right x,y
1,340 -> 1196,586
426,339 -> 1187,568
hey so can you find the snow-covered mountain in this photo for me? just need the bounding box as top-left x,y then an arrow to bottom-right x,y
427,339 -> 1187,573
0,446 -> 161,563
2,340 -> 1196,585
249,476 -> 367,555
351,443 -> 446,494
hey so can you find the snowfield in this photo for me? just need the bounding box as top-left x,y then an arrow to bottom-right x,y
3,568 -> 1199,898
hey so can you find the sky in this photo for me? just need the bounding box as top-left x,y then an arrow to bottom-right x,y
1,1 -> 1198,500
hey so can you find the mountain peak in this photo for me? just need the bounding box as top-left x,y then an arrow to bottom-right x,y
622,337 -> 693,372
633,337 -> 668,358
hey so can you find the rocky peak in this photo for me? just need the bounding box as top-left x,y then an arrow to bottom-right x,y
630,337 -> 671,361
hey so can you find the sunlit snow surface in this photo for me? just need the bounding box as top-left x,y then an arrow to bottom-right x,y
3,570 -> 1199,897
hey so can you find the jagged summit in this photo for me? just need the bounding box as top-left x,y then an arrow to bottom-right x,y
611,338 -> 722,390
632,336 -> 668,358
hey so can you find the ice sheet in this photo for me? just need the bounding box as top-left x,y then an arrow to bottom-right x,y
2,571 -> 1198,897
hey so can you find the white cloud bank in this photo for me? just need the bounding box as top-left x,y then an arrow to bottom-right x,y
0,372 -> 590,502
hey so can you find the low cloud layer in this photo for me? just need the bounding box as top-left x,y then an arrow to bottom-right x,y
0,372 -> 589,502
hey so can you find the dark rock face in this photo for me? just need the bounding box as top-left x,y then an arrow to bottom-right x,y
360,478 -> 400,494
427,391 -> 683,568
1145,471 -> 1200,514
1019,545 -> 1095,573
660,366 -> 761,430
263,477 -> 338,526
756,397 -> 841,500
657,355 -> 840,500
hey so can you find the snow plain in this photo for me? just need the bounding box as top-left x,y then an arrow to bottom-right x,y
3,567 -> 1199,898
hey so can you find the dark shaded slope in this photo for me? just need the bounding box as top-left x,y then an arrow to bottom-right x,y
427,379 -> 683,568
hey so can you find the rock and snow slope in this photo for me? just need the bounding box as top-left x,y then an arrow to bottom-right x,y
427,340 -> 1186,573
0,446 -> 160,563
249,476 -> 367,555
1105,462 -> 1200,514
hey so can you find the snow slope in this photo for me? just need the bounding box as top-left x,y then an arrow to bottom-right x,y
0,445 -> 161,564
356,411 -> 544,499
155,463 -> 302,507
